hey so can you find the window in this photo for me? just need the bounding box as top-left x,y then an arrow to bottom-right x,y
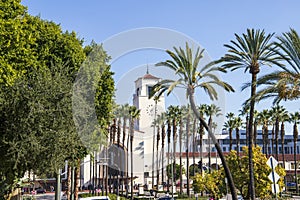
147,86 -> 153,97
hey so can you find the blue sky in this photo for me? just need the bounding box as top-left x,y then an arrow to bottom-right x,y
21,0 -> 300,133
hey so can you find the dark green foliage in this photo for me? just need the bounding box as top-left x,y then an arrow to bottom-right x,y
166,163 -> 185,181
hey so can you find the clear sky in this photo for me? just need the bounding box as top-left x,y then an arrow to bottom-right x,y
21,0 -> 300,133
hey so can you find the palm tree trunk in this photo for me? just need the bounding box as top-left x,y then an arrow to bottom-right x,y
229,128 -> 233,151
294,123 -> 299,194
161,125 -> 165,190
208,118 -> 212,173
156,126 -> 160,187
179,119 -> 183,194
236,128 -> 240,158
167,120 -> 171,192
186,111 -> 190,197
130,134 -> 133,200
192,118 -> 196,176
275,118 -> 279,160
281,122 -> 286,170
67,165 -> 71,200
188,87 -> 237,200
247,72 -> 257,200
272,125 -> 275,156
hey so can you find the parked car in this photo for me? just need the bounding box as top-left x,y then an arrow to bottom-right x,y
158,196 -> 174,200
35,187 -> 46,194
79,196 -> 110,200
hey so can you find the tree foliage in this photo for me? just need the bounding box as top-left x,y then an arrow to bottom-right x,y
0,1 -> 114,198
226,146 -> 285,199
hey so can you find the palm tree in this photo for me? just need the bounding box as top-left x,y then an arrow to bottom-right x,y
158,113 -> 167,190
253,29 -> 300,103
206,104 -> 222,172
119,103 -> 130,193
280,111 -> 289,170
290,111 -> 300,194
152,43 -> 237,199
233,116 -> 243,157
178,107 -> 184,195
224,112 -> 235,151
257,109 -> 271,155
155,117 -> 161,187
128,106 -> 140,199
167,105 -> 180,189
219,29 -> 282,199
166,112 -> 172,192
185,106 -> 191,196
271,105 -> 286,160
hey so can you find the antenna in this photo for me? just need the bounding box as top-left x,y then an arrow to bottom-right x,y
146,64 -> 149,74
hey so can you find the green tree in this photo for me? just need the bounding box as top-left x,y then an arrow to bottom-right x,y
224,112 -> 235,151
166,163 -> 185,182
225,146 -> 285,199
219,29 -> 282,199
152,43 -> 236,199
129,106 -> 140,200
193,170 -> 225,199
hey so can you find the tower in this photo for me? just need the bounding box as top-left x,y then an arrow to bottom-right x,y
132,69 -> 165,185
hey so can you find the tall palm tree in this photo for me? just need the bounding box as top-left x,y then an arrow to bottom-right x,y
119,103 -> 130,193
178,107 -> 184,195
151,43 -> 237,199
167,105 -> 180,189
166,112 -> 172,192
290,111 -> 300,194
271,105 -> 286,160
233,116 -> 243,157
280,111 -> 289,171
185,106 -> 191,196
158,113 -> 167,190
224,112 -> 235,151
219,29 -> 282,200
205,104 -> 222,172
155,117 -> 161,187
129,106 -> 140,199
257,109 -> 271,155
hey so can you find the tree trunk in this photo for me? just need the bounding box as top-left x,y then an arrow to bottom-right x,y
130,135 -> 133,200
161,124 -> 165,190
179,118 -> 183,194
75,160 -> 80,200
192,118 -> 196,176
294,123 -> 299,194
188,87 -> 237,200
229,128 -> 233,151
67,165 -> 71,200
275,118 -> 279,160
186,110 -> 190,197
247,72 -> 257,200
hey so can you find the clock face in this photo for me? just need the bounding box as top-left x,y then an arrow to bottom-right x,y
146,104 -> 155,116
146,104 -> 164,117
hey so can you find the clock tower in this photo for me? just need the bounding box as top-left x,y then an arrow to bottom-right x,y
132,69 -> 165,185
